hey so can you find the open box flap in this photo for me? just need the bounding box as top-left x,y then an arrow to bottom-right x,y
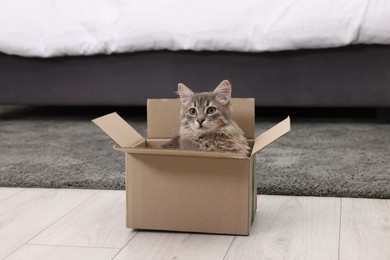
147,98 -> 255,139
92,112 -> 144,148
251,117 -> 291,156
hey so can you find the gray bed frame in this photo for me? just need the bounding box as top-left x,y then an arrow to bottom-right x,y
0,45 -> 389,107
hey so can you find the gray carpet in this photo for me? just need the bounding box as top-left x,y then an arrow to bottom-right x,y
1,106 -> 389,198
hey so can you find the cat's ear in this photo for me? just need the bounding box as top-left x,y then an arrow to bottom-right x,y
177,83 -> 194,106
213,80 -> 231,105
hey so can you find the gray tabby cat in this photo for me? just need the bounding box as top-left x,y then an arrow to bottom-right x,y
162,80 -> 250,156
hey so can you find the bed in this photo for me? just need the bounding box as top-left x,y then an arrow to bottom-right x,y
1,0 -> 390,107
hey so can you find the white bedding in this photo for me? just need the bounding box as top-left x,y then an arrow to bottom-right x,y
0,0 -> 389,57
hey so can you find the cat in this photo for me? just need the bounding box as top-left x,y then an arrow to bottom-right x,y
162,80 -> 250,156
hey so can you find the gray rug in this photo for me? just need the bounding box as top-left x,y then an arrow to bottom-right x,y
1,106 -> 389,198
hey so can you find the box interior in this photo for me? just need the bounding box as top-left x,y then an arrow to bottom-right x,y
135,139 -> 255,150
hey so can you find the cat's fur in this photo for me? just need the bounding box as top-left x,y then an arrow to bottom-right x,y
162,80 -> 250,156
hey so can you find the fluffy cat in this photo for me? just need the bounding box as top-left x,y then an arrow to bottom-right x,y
162,80 -> 250,156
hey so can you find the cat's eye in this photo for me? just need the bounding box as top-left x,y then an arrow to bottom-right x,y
206,106 -> 216,114
188,108 -> 197,115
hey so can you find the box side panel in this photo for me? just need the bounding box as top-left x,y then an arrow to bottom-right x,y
254,157 -> 258,213
125,154 -> 251,235
125,154 -> 131,228
147,99 -> 181,139
232,98 -> 255,139
248,157 -> 254,233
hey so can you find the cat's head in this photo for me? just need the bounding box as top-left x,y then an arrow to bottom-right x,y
177,80 -> 233,134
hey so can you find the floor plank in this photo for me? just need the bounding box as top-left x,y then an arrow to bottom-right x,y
224,195 -> 341,260
29,190 -> 136,248
0,188 -> 96,259
0,188 -> 25,204
339,198 -> 390,260
114,231 -> 234,260
5,244 -> 119,260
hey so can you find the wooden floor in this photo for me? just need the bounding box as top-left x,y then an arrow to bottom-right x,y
0,188 -> 389,260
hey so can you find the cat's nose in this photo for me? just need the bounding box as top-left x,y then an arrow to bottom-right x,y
197,118 -> 205,125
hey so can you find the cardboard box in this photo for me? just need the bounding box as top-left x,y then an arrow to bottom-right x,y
92,98 -> 290,235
